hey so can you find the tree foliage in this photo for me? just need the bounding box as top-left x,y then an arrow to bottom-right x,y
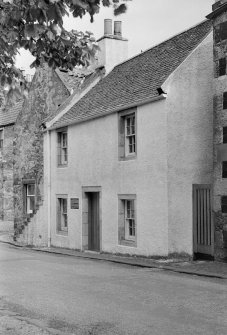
0,0 -> 130,96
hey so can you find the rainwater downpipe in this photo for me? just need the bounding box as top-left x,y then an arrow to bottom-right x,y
47,130 -> 51,247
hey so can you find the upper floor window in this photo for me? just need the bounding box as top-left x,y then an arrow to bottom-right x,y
222,161 -> 227,178
223,92 -> 227,110
215,21 -> 227,43
223,127 -> 227,143
0,129 -> 3,149
119,109 -> 137,160
57,129 -> 68,166
219,58 -> 226,77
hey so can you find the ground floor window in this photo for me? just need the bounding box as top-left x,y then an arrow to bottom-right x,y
118,195 -> 136,246
57,196 -> 68,233
24,182 -> 36,214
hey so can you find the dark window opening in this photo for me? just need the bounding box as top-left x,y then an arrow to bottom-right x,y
219,58 -> 226,76
223,127 -> 227,143
221,196 -> 227,213
223,92 -> 227,109
222,162 -> 227,178
0,129 -> 3,149
215,22 -> 227,43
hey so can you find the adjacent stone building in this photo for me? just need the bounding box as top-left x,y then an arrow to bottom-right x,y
207,0 -> 227,259
0,98 -> 23,232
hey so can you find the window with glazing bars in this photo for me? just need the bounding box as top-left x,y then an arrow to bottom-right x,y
57,197 -> 68,232
125,200 -> 135,240
125,114 -> 136,155
25,184 -> 35,214
57,130 -> 67,165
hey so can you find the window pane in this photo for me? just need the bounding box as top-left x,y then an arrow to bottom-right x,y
219,58 -> 226,76
223,162 -> 227,178
223,92 -> 227,110
223,127 -> 227,143
63,214 -> 67,228
221,196 -> 227,213
62,133 -> 67,147
29,196 -> 35,212
62,198 -> 67,213
27,184 -> 35,196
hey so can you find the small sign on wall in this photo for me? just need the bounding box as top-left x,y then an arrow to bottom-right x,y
71,198 -> 79,209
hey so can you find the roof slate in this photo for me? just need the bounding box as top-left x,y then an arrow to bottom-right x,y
0,100 -> 23,127
52,20 -> 212,130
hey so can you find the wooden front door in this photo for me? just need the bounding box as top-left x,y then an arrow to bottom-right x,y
88,192 -> 100,251
193,184 -> 214,257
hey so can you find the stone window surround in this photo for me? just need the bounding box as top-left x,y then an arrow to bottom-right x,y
118,194 -> 137,247
57,127 -> 68,167
56,194 -> 68,236
118,108 -> 137,161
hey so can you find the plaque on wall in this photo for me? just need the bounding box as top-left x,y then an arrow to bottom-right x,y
71,198 -> 79,209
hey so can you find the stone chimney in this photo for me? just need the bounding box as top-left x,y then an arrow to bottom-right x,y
206,1 -> 227,259
96,19 -> 128,73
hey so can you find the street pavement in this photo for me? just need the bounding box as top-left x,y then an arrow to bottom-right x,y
0,243 -> 227,335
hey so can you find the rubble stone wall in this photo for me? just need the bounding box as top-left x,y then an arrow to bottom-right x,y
0,124 -> 14,226
212,9 -> 227,260
13,65 -> 69,245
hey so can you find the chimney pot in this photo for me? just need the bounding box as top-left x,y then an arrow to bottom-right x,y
104,19 -> 112,36
114,21 -> 122,37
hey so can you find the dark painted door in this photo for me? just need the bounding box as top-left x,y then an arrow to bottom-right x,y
88,192 -> 100,251
193,184 -> 214,257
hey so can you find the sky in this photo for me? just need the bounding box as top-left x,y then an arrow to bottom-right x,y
16,0 -> 214,74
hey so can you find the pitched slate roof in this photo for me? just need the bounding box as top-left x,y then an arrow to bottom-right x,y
51,19 -> 212,130
0,100 -> 23,127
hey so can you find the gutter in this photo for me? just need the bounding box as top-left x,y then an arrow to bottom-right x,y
48,93 -> 167,131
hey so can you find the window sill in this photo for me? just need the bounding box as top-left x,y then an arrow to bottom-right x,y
119,155 -> 137,162
57,164 -> 68,168
56,231 -> 68,236
119,239 -> 136,247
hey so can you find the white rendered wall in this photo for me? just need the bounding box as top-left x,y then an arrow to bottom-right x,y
48,99 -> 168,256
163,32 -> 214,255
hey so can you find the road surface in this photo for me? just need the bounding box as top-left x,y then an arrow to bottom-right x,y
0,243 -> 226,335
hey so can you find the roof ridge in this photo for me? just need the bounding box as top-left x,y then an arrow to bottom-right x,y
113,19 -> 211,69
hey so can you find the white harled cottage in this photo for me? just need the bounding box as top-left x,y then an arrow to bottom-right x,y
41,19 -> 214,257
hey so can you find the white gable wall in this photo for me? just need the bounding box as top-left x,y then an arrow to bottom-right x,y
163,32 -> 213,255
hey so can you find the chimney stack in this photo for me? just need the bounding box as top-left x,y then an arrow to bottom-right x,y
114,21 -> 122,37
96,19 -> 128,73
104,19 -> 112,36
